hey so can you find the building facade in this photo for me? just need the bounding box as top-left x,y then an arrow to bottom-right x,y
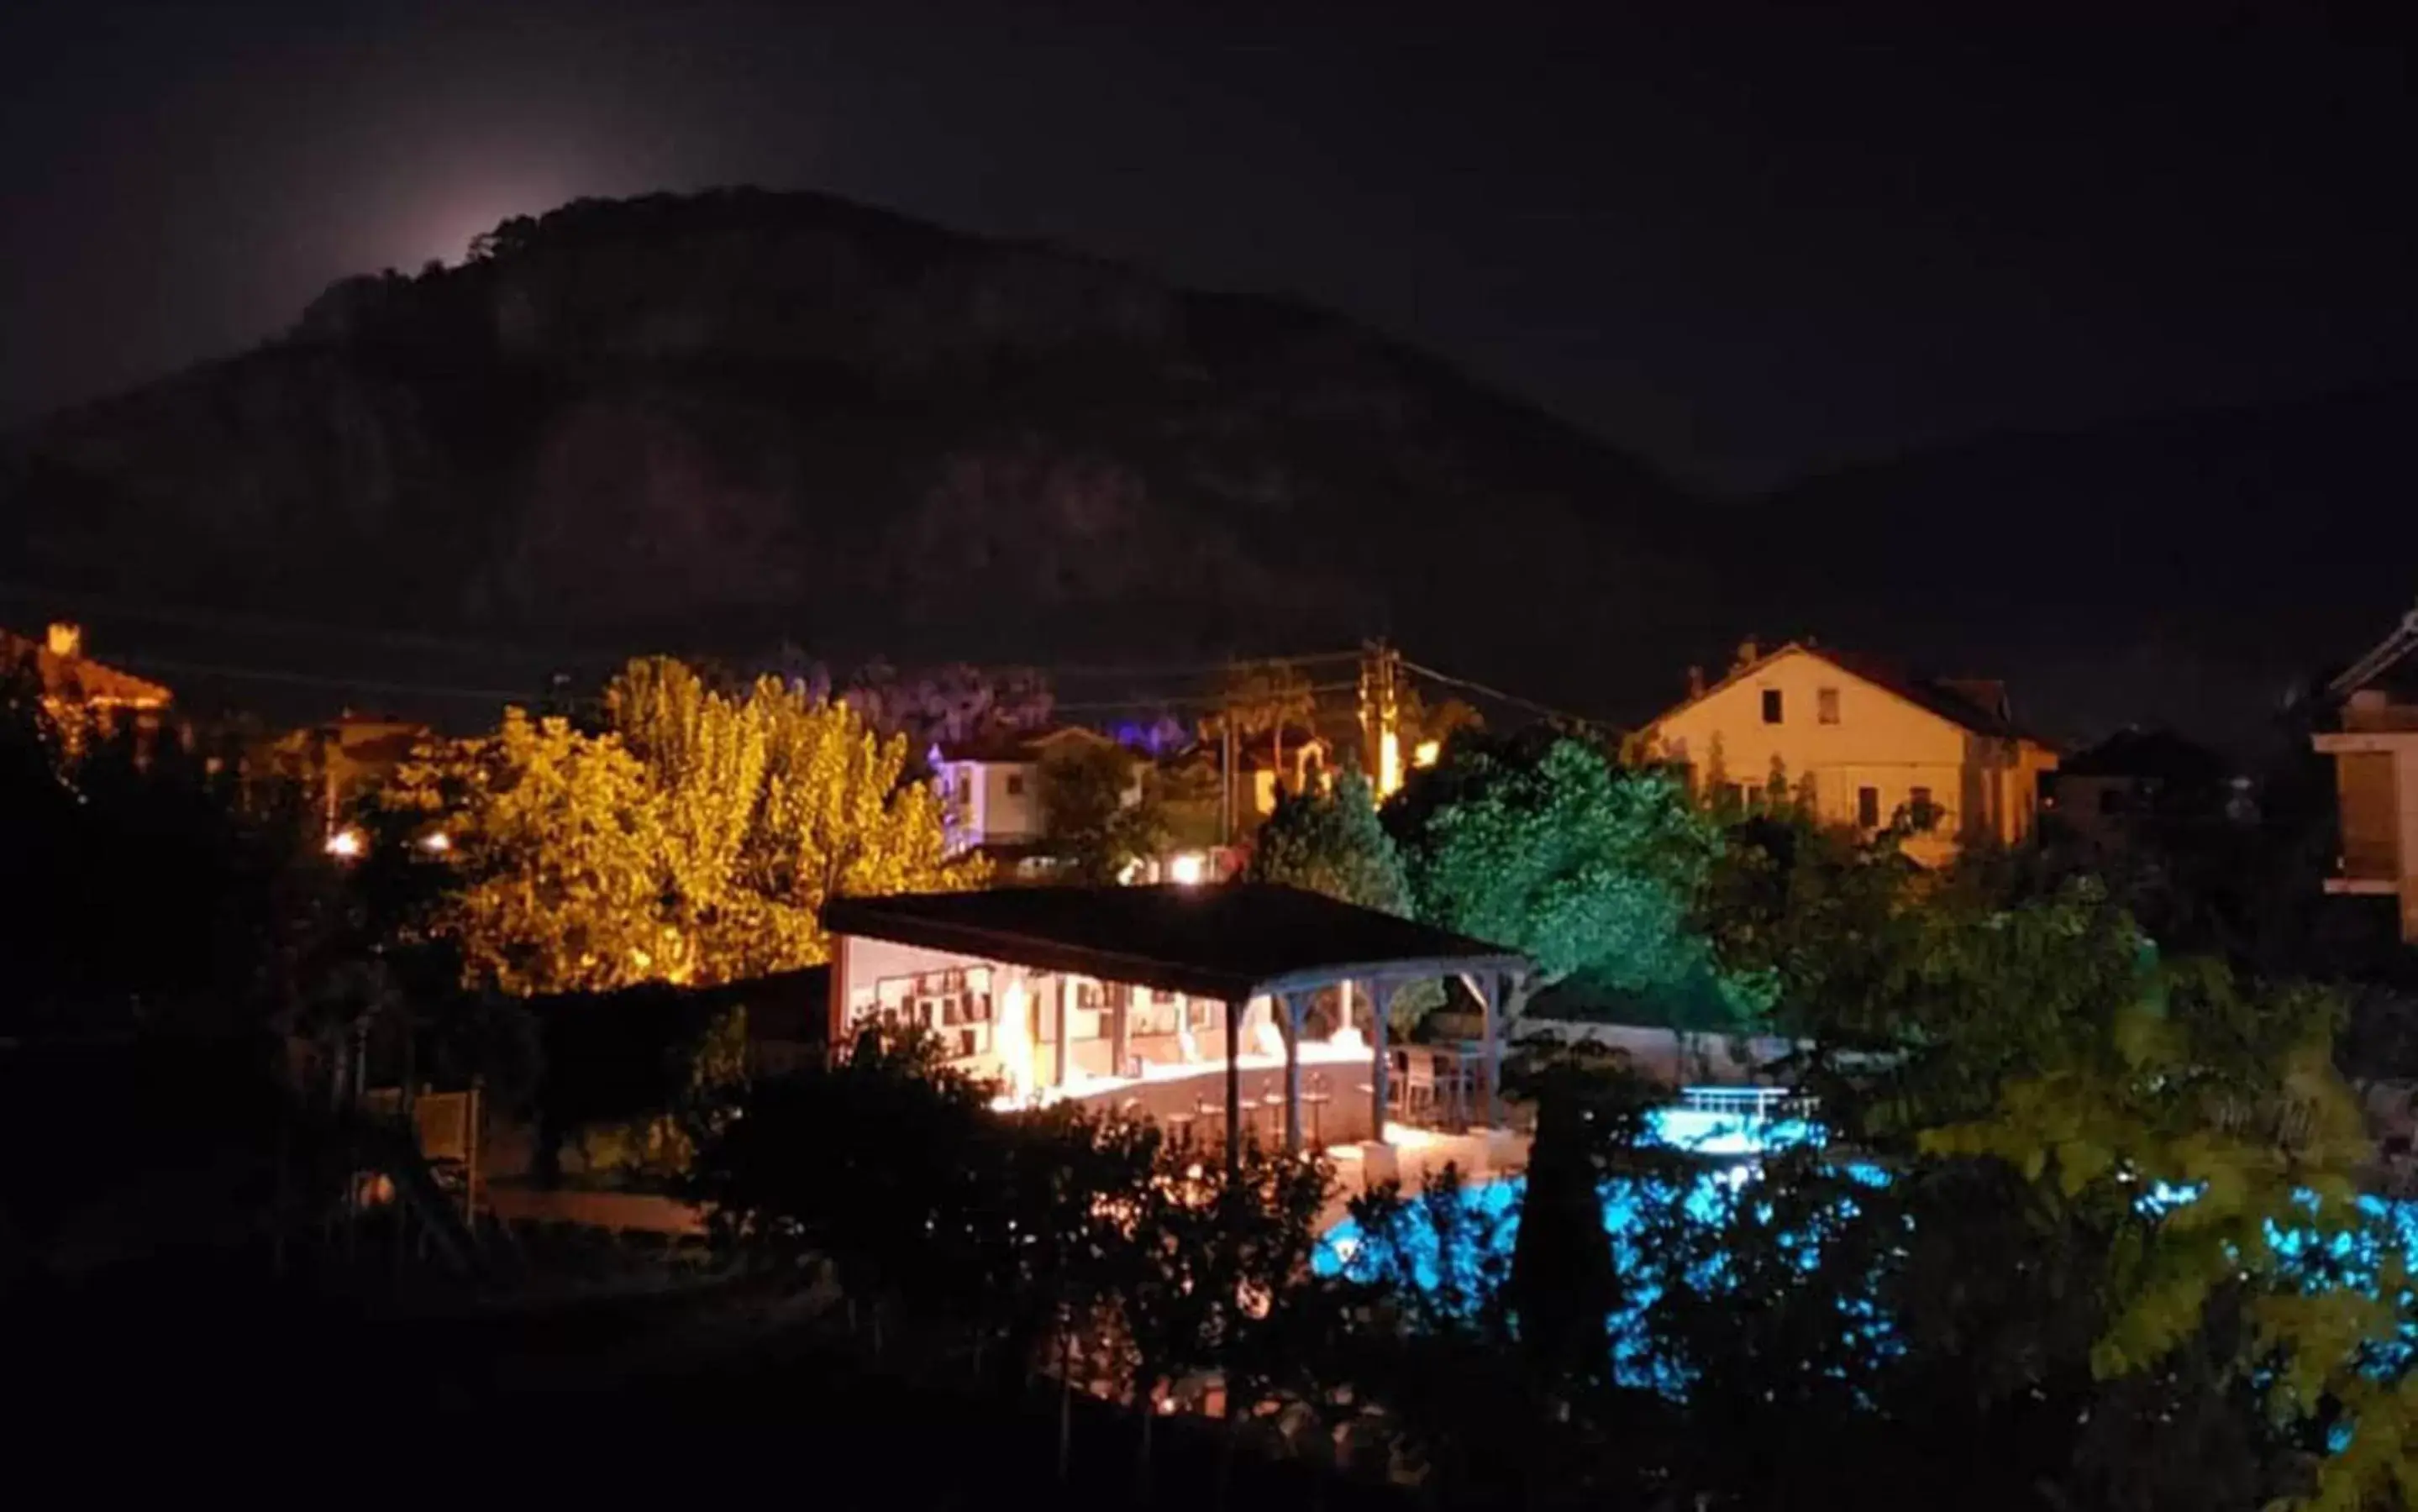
1640,642 -> 2058,864
2313,603 -> 2418,942
0,621 -> 171,728
930,726 -> 1132,858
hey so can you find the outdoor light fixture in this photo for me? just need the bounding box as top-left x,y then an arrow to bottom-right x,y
418,831 -> 451,853
323,827 -> 365,859
1168,852 -> 1207,885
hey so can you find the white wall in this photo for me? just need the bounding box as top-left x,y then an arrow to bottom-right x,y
982,761 -> 1042,841
939,758 -> 1043,848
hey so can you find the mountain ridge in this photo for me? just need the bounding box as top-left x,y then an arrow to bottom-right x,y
4,186 -> 2410,749
1,187 -> 1718,727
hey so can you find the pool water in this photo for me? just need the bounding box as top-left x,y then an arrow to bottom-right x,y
1315,1153 -> 2418,1397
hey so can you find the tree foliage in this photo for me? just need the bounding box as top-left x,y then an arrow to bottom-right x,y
0,654 -> 330,1035
1037,740 -> 1164,885
1388,736 -> 1732,1009
381,657 -> 981,996
1643,811 -> 2418,1511
1213,659 -> 1318,776
1243,769 -> 1411,914
690,1031 -> 1337,1476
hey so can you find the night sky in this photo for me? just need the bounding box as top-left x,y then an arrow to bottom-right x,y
3,2 -> 2412,490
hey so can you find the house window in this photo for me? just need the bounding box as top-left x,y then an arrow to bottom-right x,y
1857,785 -> 1879,828
1761,689 -> 1783,724
1005,773 -> 1027,796
1817,688 -> 1840,724
1909,786 -> 1937,830
1727,782 -> 1748,813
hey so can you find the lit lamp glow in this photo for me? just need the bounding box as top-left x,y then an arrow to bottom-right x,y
323,827 -> 365,860
994,976 -> 1033,1105
418,831 -> 452,854
1412,738 -> 1440,769
1378,729 -> 1402,800
1168,851 -> 1208,885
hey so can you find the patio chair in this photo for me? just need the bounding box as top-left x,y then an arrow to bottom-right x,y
1395,1047 -> 1438,1123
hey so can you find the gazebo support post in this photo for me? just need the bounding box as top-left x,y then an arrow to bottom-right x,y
1223,996 -> 1244,1185
1054,975 -> 1070,1089
1369,979 -> 1392,1142
1480,971 -> 1504,1128
1280,991 -> 1308,1154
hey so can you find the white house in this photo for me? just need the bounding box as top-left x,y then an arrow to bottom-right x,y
931,726 -> 1132,862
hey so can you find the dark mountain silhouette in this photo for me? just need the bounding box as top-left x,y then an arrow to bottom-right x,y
3,188 -> 2407,747
0,188 -> 1719,727
1743,382 -> 2418,751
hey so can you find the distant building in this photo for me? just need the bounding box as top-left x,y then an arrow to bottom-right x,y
1245,732 -> 1333,819
2312,603 -> 2418,941
1640,639 -> 2058,864
271,712 -> 433,835
2046,727 -> 2237,851
930,725 -> 1133,870
0,621 -> 172,728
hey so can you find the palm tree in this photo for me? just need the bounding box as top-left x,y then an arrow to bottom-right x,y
1216,660 -> 1317,794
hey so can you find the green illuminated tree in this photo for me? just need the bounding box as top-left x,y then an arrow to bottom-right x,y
1388,736 -> 1731,1016
1646,816 -> 2418,1511
1243,769 -> 1411,914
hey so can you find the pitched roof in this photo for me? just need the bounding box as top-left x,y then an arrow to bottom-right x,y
0,630 -> 171,709
1656,642 -> 2047,747
933,724 -> 1117,764
824,883 -> 1527,1001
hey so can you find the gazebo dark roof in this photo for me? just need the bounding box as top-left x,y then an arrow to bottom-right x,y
823,884 -> 1527,1002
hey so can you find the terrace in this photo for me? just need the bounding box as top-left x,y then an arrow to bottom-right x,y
821,884 -> 1532,1173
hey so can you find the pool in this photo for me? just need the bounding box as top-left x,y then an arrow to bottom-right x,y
1315,1146 -> 2418,1395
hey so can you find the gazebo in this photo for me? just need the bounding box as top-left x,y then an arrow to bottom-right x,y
821,885 -> 1531,1175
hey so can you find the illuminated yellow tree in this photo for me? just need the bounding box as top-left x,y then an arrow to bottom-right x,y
383,709 -> 673,996
606,656 -> 778,980
386,659 -> 984,997
724,671 -> 983,977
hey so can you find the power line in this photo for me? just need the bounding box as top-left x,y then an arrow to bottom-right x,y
103,646 -> 1376,719
1054,680 -> 1362,714
45,591 -> 1608,736
0,580 -> 618,665
0,580 -> 1370,683
1043,649 -> 1361,679
1396,656 -> 1619,731
109,654 -> 544,706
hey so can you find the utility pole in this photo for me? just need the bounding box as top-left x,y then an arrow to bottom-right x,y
1360,638 -> 1402,800
1220,715 -> 1236,847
